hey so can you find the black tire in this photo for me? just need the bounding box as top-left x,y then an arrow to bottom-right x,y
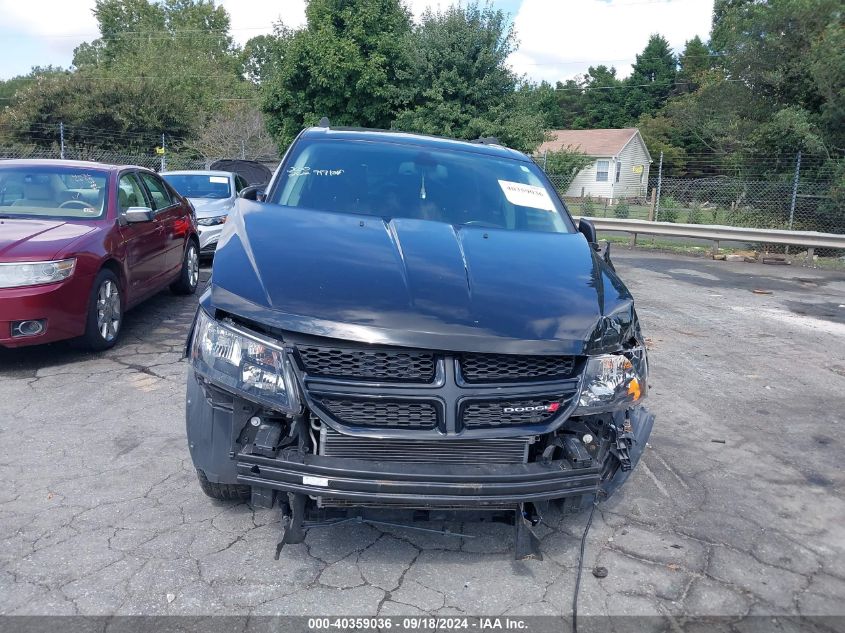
78,269 -> 123,351
196,469 -> 250,502
170,240 -> 199,295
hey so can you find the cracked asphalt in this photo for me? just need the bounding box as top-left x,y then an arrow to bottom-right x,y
0,250 -> 843,622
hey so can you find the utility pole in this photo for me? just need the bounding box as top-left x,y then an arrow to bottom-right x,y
161,133 -> 166,171
59,122 -> 65,160
654,151 -> 664,222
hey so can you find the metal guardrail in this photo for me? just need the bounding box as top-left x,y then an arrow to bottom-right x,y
574,217 -> 845,253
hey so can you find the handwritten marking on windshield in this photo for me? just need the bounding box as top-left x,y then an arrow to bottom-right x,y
287,167 -> 345,177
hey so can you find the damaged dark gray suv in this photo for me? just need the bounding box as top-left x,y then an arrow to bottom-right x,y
185,126 -> 653,558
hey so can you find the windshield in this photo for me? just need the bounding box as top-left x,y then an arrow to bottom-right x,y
0,165 -> 109,219
270,139 -> 573,233
163,174 -> 232,199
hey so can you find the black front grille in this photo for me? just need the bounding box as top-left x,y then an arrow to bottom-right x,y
461,395 -> 571,429
316,398 -> 438,429
320,427 -> 529,463
459,353 -> 576,383
297,346 -> 436,382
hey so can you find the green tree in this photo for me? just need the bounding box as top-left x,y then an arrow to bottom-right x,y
0,66 -> 65,105
809,22 -> 845,151
392,3 -> 544,152
242,29 -> 291,84
554,78 -> 586,129
261,0 -> 413,148
677,36 -> 711,92
574,65 -> 629,129
624,34 -> 677,120
3,0 -> 249,150
637,111 -> 687,173
711,0 -> 841,115
542,148 -> 593,190
514,81 -> 564,130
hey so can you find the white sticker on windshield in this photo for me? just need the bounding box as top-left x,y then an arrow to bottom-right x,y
209,176 -> 228,184
498,180 -> 555,211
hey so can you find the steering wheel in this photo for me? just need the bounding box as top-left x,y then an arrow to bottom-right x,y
59,200 -> 97,210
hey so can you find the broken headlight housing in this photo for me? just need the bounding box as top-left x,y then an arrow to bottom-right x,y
575,347 -> 647,414
190,309 -> 299,412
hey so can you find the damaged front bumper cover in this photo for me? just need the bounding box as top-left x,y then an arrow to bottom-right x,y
238,452 -> 601,506
235,407 -> 654,507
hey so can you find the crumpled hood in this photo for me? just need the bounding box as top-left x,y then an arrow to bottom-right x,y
206,201 -> 639,355
188,197 -> 235,218
0,218 -> 96,261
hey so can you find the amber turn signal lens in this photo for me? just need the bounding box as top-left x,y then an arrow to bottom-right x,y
627,378 -> 642,401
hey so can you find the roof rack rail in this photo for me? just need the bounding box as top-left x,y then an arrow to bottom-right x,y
471,136 -> 501,146
318,117 -> 331,128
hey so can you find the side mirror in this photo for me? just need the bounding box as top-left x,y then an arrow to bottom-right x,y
239,185 -> 266,202
125,206 -> 154,223
578,218 -> 597,246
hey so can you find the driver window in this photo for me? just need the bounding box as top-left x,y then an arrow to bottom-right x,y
139,173 -> 172,212
118,174 -> 146,214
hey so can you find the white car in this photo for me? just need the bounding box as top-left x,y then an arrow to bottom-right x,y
161,170 -> 250,256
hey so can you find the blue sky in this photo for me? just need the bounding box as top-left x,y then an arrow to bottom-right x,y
0,0 -> 713,82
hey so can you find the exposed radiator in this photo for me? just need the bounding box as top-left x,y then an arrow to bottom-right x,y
319,426 -> 530,464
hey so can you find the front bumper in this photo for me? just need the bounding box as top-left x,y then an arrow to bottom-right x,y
236,450 -> 603,506
0,274 -> 93,348
186,368 -> 654,509
197,225 -> 224,252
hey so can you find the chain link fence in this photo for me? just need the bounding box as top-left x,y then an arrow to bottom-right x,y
546,169 -> 842,236
0,145 -> 207,171
2,140 -> 841,235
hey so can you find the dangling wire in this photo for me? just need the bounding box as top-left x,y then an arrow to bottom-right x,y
572,499 -> 599,633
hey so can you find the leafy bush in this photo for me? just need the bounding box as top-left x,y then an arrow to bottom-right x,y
581,195 -> 597,216
613,200 -> 630,219
543,148 -> 594,190
657,196 -> 678,222
688,203 -> 705,224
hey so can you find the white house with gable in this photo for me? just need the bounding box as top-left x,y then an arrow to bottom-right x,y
537,128 -> 652,202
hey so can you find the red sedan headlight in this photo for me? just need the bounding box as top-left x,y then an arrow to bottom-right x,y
0,258 -> 77,289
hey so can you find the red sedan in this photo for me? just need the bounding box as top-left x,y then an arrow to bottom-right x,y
0,160 -> 200,350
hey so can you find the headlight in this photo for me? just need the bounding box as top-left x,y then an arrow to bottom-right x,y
197,215 -> 227,226
0,258 -> 76,289
190,309 -> 299,413
575,347 -> 647,414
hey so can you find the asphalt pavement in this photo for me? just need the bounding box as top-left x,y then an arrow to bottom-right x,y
1,250 -> 843,623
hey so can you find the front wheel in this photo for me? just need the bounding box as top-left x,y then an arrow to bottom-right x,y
79,269 -> 123,351
196,469 -> 250,501
170,241 -> 199,295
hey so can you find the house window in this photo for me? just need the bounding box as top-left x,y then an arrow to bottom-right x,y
596,160 -> 609,182
615,161 -> 622,183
